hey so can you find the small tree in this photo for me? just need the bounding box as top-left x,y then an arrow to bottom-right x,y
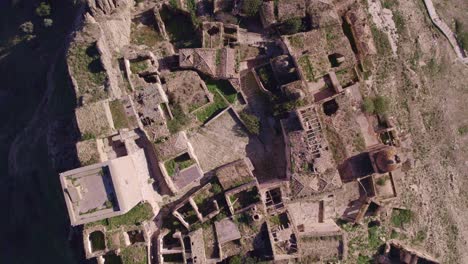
19,21 -> 34,34
281,17 -> 302,35
36,2 -> 51,17
373,95 -> 389,115
362,97 -> 375,114
242,0 -> 262,17
43,18 -> 53,28
240,111 -> 260,135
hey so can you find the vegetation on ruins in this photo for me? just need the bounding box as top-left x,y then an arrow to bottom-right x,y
131,22 -> 162,46
195,88 -> 228,123
298,55 -> 315,82
288,35 -> 304,49
362,97 -> 375,114
210,182 -> 222,194
242,0 -> 262,17
376,176 -> 388,186
323,123 -> 347,164
82,132 -> 96,140
280,17 -> 303,35
391,209 -> 413,228
85,203 -> 154,229
257,65 -> 277,91
370,25 -> 392,55
206,80 -> 237,104
240,111 -> 260,135
215,49 -> 222,65
164,154 -> 196,176
109,100 -> 130,130
130,60 -> 149,74
121,245 -> 147,264
167,103 -> 190,133
68,42 -> 107,100
362,96 -> 389,115
272,98 -> 305,116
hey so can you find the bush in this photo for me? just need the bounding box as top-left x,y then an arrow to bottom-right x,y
240,111 -> 260,135
391,209 -> 413,227
373,95 -> 389,115
36,2 -> 51,17
242,0 -> 262,17
210,183 -> 222,194
229,255 -> 242,264
43,18 -> 53,28
362,97 -> 375,114
362,96 -> 389,115
281,17 -> 302,35
19,21 -> 34,34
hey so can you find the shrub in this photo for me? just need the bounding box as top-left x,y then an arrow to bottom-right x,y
362,97 -> 375,114
362,96 -> 389,115
43,18 -> 53,28
19,21 -> 34,34
242,0 -> 262,17
36,2 -> 51,17
281,17 -> 302,35
373,95 -> 389,115
229,255 -> 242,264
391,209 -> 413,227
210,183 -> 222,194
240,111 -> 260,135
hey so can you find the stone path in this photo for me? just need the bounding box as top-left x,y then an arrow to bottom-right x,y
422,0 -> 468,64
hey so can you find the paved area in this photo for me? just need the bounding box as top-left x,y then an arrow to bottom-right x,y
188,110 -> 249,172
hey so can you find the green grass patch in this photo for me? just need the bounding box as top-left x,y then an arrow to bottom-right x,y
131,23 -> 163,46
361,96 -> 389,115
323,123 -> 347,164
121,245 -> 147,264
206,79 -> 237,104
256,64 -> 277,91
298,55 -> 315,81
167,103 -> 190,134
370,25 -> 392,56
269,215 -> 281,226
109,100 -> 129,129
86,203 -> 154,229
368,226 -> 384,249
164,153 -> 196,176
67,42 -> 107,100
239,111 -> 260,135
130,60 -> 148,74
391,208 -> 413,227
288,35 -> 304,49
195,90 -> 228,123
357,254 -> 372,264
